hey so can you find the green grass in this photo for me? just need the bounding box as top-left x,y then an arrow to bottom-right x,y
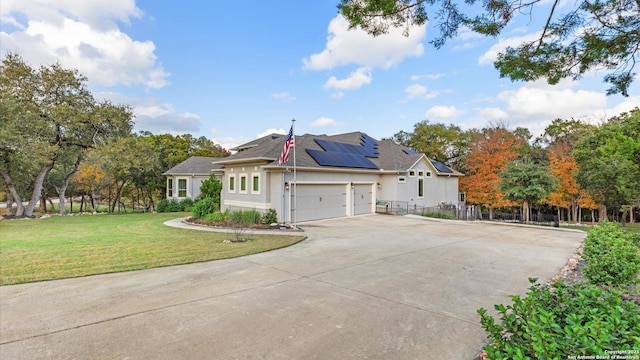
0,213 -> 305,285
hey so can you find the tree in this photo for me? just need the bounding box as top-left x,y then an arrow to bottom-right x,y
390,120 -> 469,170
539,118 -> 594,222
72,160 -> 107,213
97,136 -> 159,213
459,125 -> 528,219
499,158 -> 557,223
338,0 -> 639,96
0,53 -> 132,217
199,174 -> 222,206
574,108 -> 640,221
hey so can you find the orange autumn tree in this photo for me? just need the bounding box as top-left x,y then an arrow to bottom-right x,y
540,119 -> 596,223
72,161 -> 106,213
460,125 -> 527,219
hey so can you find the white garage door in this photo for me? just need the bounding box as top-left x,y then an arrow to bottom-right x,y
354,184 -> 373,215
295,184 -> 347,222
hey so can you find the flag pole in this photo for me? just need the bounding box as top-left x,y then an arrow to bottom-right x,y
292,118 -> 297,229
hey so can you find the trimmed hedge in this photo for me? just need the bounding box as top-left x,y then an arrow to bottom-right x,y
583,221 -> 640,286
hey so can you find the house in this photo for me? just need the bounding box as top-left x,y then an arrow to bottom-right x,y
213,132 -> 463,223
162,156 -> 224,201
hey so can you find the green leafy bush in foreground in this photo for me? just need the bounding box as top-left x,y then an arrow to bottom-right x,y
156,199 -> 193,213
478,279 -> 640,359
192,197 -> 218,219
583,221 -> 640,286
203,210 -> 228,222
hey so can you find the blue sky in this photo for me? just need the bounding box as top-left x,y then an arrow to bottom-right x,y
2,0 -> 639,150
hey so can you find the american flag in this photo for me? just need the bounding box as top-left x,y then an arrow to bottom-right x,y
277,125 -> 295,166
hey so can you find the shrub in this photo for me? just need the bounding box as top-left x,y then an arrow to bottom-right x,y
262,209 -> 278,224
156,199 -> 183,212
203,210 -> 228,222
180,198 -> 194,212
583,221 -> 640,286
199,174 -> 222,204
478,279 -> 640,359
192,198 -> 218,219
421,210 -> 455,219
228,210 -> 261,225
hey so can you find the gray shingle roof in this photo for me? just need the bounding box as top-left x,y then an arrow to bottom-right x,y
216,132 -> 463,176
162,156 -> 223,175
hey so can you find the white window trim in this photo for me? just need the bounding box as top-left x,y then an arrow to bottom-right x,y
418,170 -> 424,177
408,170 -> 416,177
417,177 -> 424,198
425,171 -> 432,178
177,177 -> 189,199
167,178 -> 173,198
251,172 -> 261,195
228,174 -> 236,193
239,173 -> 248,194
397,176 -> 406,183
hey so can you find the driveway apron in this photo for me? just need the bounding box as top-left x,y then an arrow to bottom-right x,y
0,215 -> 584,359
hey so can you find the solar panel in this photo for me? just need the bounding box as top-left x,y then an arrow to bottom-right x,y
307,149 -> 379,169
315,139 -> 378,158
403,149 -> 421,155
431,160 -> 453,173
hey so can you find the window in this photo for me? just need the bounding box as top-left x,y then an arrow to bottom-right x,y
409,170 -> 416,177
397,176 -> 406,183
418,178 -> 424,197
251,173 -> 260,194
167,178 -> 173,197
229,175 -> 236,193
240,174 -> 247,193
426,171 -> 432,178
418,170 -> 424,177
178,178 -> 187,198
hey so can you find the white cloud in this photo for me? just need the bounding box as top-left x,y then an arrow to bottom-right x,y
324,67 -> 372,90
478,32 -> 540,66
96,93 -> 199,134
302,14 -> 426,71
410,73 -> 444,81
257,128 -> 287,138
405,84 -> 427,99
425,105 -> 461,120
271,92 -> 296,102
479,107 -> 509,122
0,0 -> 168,89
330,92 -> 345,99
405,84 -> 439,99
211,135 -> 249,152
497,83 -> 607,121
311,117 -> 341,127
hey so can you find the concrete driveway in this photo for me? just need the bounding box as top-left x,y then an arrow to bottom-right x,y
0,215 -> 584,359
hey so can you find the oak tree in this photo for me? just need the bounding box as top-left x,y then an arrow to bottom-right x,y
338,0 -> 639,95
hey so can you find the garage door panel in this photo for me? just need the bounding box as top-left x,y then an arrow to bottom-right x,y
295,184 -> 347,222
354,184 -> 373,215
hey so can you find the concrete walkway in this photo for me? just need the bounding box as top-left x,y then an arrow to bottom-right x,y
0,215 -> 584,359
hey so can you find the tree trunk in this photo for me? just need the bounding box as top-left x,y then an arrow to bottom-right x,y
599,204 -> 607,223
23,162 -> 54,217
5,192 -> 15,216
523,199 -> 530,223
55,155 -> 82,215
0,170 -> 24,217
489,206 -> 494,220
90,190 -> 96,213
630,205 -> 635,224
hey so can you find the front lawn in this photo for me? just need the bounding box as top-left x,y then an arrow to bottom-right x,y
0,213 -> 305,285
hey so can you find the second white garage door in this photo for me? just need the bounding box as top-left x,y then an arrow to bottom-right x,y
295,184 -> 347,222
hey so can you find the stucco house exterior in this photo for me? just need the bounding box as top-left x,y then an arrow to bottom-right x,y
213,132 -> 463,223
162,156 -> 223,201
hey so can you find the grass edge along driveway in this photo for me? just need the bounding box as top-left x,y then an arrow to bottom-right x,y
0,213 -> 305,285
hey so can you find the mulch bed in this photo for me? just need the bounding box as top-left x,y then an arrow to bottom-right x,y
185,217 -> 295,230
